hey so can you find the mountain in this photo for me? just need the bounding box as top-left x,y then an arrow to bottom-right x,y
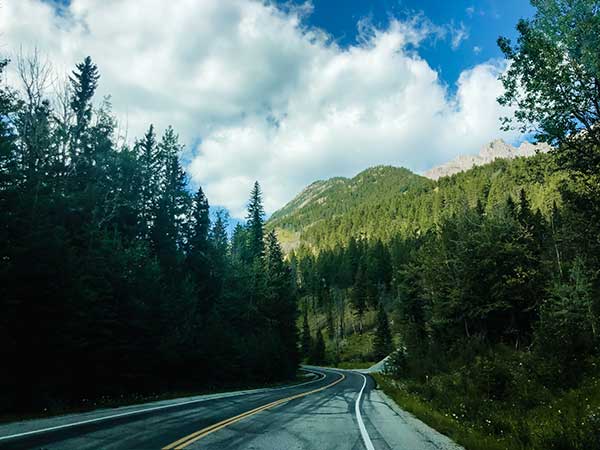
423,139 -> 551,180
268,141 -> 563,252
268,166 -> 433,251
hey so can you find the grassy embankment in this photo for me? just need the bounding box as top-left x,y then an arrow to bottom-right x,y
373,360 -> 600,450
301,303 -> 397,367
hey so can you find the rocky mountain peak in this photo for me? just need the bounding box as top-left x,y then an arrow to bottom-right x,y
423,139 -> 551,180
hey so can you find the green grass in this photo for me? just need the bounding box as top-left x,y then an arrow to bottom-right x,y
373,371 -> 600,450
300,300 -> 400,366
334,361 -> 376,369
373,373 -> 510,450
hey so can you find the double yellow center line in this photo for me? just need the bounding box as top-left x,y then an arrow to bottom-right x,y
162,371 -> 345,449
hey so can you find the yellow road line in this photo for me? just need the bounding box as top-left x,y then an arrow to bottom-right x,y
162,371 -> 345,450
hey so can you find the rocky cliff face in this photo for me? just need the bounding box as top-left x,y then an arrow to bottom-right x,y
423,139 -> 551,180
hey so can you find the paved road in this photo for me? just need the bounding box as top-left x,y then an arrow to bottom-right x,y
0,368 -> 462,450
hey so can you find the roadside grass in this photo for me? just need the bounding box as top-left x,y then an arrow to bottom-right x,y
334,361 -> 376,370
300,295 -> 402,367
299,301 -> 378,364
0,370 -> 315,425
327,330 -> 375,364
373,373 -> 509,450
373,371 -> 600,450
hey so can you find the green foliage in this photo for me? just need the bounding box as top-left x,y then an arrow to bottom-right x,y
0,56 -> 299,415
375,357 -> 600,450
535,258 -> 598,386
70,56 -> 99,141
301,311 -> 312,359
269,156 -> 565,251
498,0 -> 600,176
310,329 -> 326,365
357,5 -> 600,449
246,181 -> 266,261
383,348 -> 408,378
288,134 -> 599,450
374,373 -> 508,450
373,302 -> 393,360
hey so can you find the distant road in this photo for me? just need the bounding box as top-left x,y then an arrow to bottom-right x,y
0,367 -> 462,449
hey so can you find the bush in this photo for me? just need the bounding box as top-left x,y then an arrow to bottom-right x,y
384,347 -> 408,377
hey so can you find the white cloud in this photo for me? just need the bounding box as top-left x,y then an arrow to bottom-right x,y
449,21 -> 469,49
1,0 -> 520,218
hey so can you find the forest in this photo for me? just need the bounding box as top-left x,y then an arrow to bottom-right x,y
1,1 -> 599,449
290,1 -> 600,448
0,55 -> 298,416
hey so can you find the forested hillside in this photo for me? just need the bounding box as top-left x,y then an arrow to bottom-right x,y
291,139 -> 600,450
0,56 -> 298,416
289,1 -> 600,448
269,155 -> 564,250
288,152 -> 565,361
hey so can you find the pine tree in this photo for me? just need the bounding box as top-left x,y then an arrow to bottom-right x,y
231,223 -> 248,263
517,188 -> 533,227
209,210 -> 230,296
210,210 -> 229,260
152,128 -> 190,269
351,265 -> 367,333
187,186 -> 212,314
373,302 -> 393,360
301,311 -> 312,359
68,56 -> 100,192
1,55 -> 311,413
265,229 -> 299,376
69,56 -> 99,153
246,181 -> 265,262
189,187 -> 210,254
310,329 -> 326,365
136,124 -> 160,238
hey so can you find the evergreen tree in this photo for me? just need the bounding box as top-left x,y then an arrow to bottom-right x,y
0,56 -> 303,414
246,181 -> 265,261
265,229 -> 299,376
188,187 -> 210,254
69,56 -> 99,163
152,128 -> 190,268
310,329 -> 326,365
373,303 -> 393,360
136,124 -> 160,238
301,310 -> 312,359
70,56 -> 99,129
351,265 -> 367,333
231,223 -> 248,263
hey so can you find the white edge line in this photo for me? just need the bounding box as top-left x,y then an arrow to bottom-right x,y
0,369 -> 326,442
355,373 -> 375,450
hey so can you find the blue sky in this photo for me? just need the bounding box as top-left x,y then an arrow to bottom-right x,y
44,0 -> 535,87
6,0 -> 535,220
288,0 -> 535,86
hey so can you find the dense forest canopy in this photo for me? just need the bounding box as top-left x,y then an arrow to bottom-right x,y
0,54 -> 298,414
268,155 -> 565,250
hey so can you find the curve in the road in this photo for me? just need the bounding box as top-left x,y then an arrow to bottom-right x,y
162,369 -> 346,450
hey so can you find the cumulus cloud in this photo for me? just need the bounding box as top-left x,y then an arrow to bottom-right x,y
1,0 -> 521,217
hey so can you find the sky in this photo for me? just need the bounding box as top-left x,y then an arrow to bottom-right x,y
1,0 -> 535,218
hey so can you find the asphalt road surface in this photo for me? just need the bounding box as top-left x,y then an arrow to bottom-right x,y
0,367 -> 462,450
